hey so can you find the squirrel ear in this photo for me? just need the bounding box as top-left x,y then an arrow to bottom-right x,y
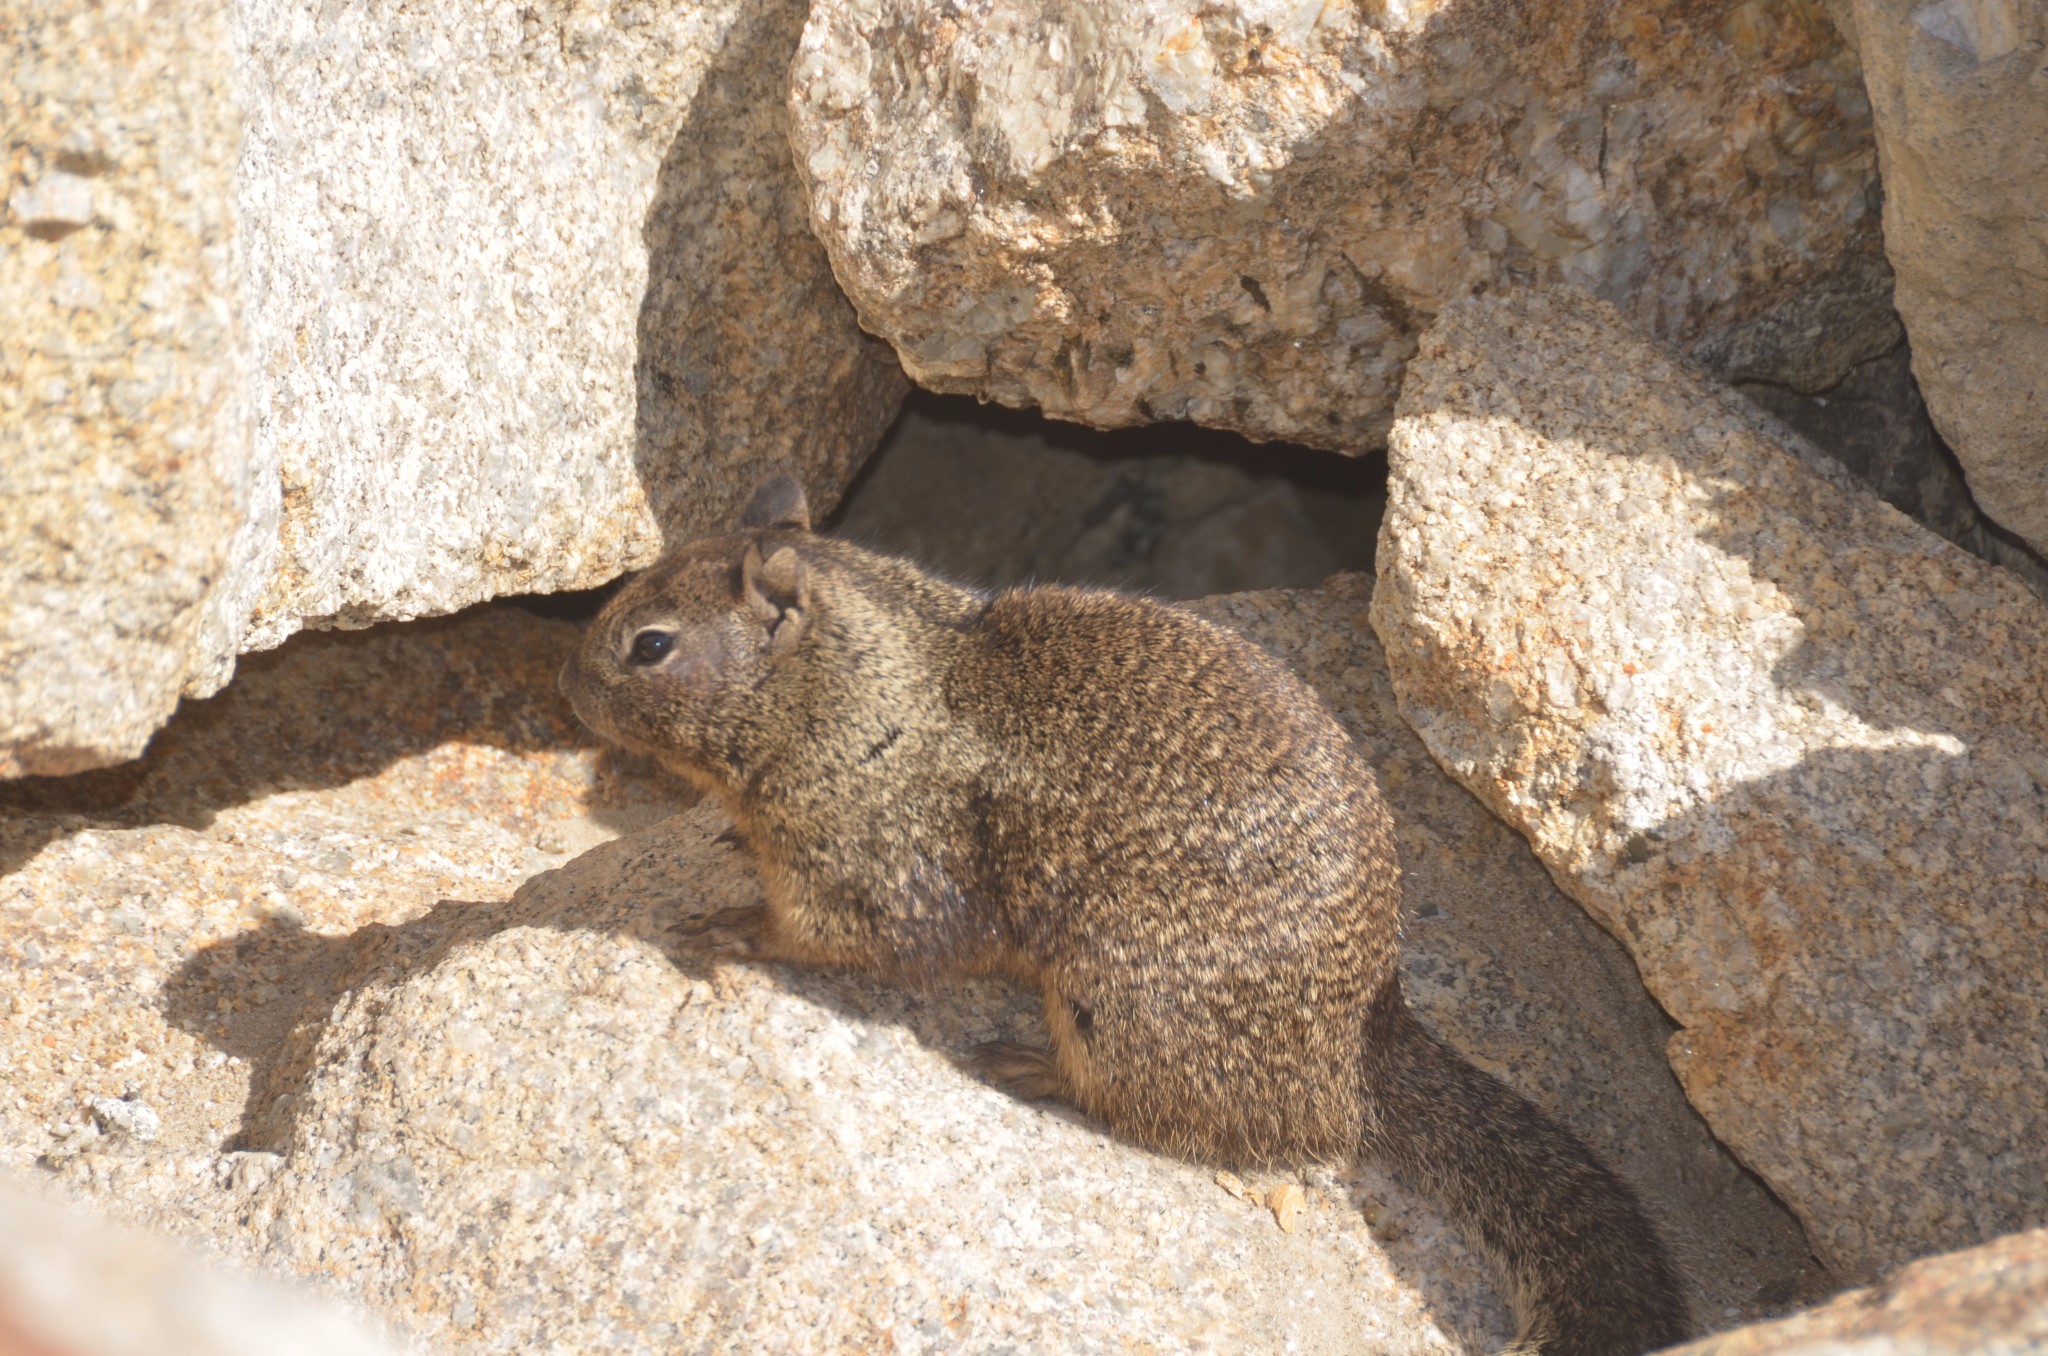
740,475 -> 811,532
742,544 -> 812,654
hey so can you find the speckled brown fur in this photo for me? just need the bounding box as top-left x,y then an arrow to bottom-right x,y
560,477 -> 1688,1356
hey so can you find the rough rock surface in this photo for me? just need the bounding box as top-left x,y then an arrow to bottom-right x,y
1738,346 -> 2048,600
1,582 -> 1824,1350
249,807 -> 1486,1356
1667,1225 -> 2048,1355
0,1175 -> 400,1356
2,0 -> 905,779
1370,284 -> 2048,1281
2,0 -> 256,778
788,0 -> 1893,451
0,605 -> 681,1186
1834,0 -> 2048,559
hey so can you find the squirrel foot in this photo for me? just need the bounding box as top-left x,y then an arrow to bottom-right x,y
968,1040 -> 1072,1102
668,904 -> 769,957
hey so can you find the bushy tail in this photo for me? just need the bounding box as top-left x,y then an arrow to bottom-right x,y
1359,988 -> 1689,1356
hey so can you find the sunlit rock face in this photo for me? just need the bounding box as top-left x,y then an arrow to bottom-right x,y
2,0 -> 905,779
789,0 -> 1894,451
1372,283 -> 2048,1282
1835,0 -> 2048,559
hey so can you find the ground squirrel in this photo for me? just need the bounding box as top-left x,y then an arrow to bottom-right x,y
561,476 -> 1688,1356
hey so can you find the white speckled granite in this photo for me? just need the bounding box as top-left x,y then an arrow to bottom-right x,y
1371,283 -> 2048,1282
788,0 -> 1893,449
1,581 -> 1826,1351
1,0 -> 904,779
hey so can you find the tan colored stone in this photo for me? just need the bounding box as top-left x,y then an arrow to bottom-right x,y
232,0 -> 906,644
1667,1226 -> 2048,1355
31,580 -> 1812,1351
788,0 -> 1893,451
627,0 -> 910,546
255,807 -> 1493,1355
1,0 -> 255,777
1,0 -> 906,779
0,605 -> 679,1188
1839,0 -> 2048,558
1370,283 -> 2048,1280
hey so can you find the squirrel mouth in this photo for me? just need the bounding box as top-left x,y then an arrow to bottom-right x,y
556,670 -> 618,747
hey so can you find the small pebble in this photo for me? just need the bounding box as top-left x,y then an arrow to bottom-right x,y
89,1095 -> 161,1142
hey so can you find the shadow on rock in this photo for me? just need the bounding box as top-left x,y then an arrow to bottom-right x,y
159,807 -> 1040,1155
629,0 -> 903,547
160,799 -> 1526,1352
1600,363 -> 2048,1278
1375,284 -> 2048,1282
0,604 -> 683,879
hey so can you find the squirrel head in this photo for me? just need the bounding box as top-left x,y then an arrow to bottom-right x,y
560,476 -> 816,786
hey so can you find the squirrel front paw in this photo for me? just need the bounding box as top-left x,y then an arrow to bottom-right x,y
668,904 -> 769,957
968,1041 -> 1072,1102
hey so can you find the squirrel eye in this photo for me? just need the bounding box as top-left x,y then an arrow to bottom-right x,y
627,629 -> 676,666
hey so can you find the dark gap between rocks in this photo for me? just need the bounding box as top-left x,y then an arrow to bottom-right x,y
1736,339 -> 2048,598
828,390 -> 1386,600
513,389 -> 1389,629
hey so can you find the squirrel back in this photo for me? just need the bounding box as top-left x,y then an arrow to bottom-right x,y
561,477 -> 1688,1355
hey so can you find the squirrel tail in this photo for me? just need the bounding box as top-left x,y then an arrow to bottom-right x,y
1359,987 -> 1689,1356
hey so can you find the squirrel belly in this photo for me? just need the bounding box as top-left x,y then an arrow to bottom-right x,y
560,476 -> 1689,1356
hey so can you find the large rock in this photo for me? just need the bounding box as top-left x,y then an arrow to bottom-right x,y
2,580 -> 1823,1348
249,808 -> 1485,1355
1370,283 -> 2048,1280
787,0 -> 1894,450
0,604 -> 679,1191
1666,1225 -> 2048,1355
1,0 -> 906,779
2,0 -> 257,778
1833,0 -> 2048,559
